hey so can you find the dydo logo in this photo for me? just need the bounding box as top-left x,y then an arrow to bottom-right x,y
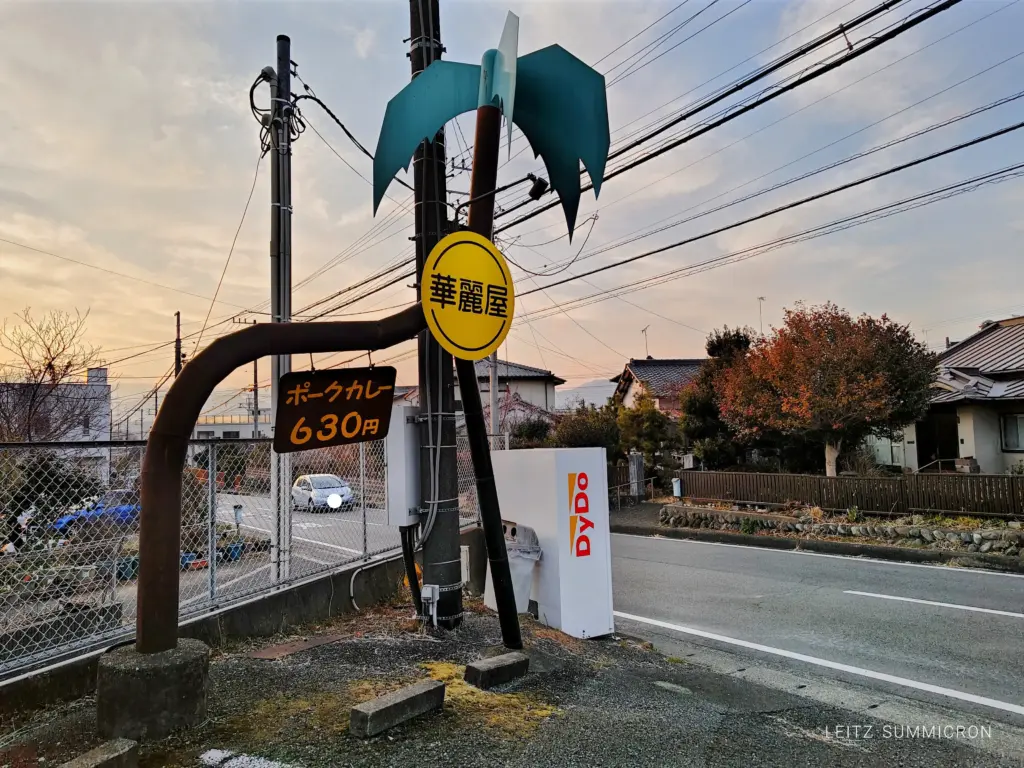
567,472 -> 593,558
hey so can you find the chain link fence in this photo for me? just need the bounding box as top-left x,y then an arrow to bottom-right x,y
455,429 -> 509,526
1,428 -> 512,679
0,437 -> 394,680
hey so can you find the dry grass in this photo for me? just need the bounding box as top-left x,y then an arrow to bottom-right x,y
525,622 -> 587,654
218,677 -> 410,744
420,662 -> 560,735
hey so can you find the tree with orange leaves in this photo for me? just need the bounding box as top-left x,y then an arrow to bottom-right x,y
716,302 -> 936,476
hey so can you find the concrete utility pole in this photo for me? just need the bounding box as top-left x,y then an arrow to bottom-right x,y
233,317 -> 259,438
409,0 -> 463,629
269,34 -> 293,583
174,311 -> 182,377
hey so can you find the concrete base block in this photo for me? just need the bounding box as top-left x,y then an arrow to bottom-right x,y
349,679 -> 445,738
60,738 -> 138,768
464,651 -> 530,690
96,639 -> 210,742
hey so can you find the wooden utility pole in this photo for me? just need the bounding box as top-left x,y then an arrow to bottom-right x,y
408,0 -> 462,629
174,311 -> 182,377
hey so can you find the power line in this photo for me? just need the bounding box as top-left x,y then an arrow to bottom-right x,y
316,0 -> 891,299
603,0 -> 727,81
0,237 -> 254,309
285,0 -> 879,317
593,1 -> 695,67
495,0 -> 965,232
522,164 -> 1024,319
548,76 -> 1024,273
312,72 -> 1019,319
522,117 -> 1024,296
493,0 -> 905,201
608,0 -> 755,87
193,151 -> 263,353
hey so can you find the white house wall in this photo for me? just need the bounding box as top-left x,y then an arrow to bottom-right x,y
460,379 -> 556,412
622,381 -> 639,409
903,423 -> 918,472
959,405 -> 1004,473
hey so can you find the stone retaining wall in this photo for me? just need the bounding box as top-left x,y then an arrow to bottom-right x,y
660,505 -> 1023,557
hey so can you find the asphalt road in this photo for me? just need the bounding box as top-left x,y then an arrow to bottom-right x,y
216,492 -> 401,562
611,533 -> 1024,724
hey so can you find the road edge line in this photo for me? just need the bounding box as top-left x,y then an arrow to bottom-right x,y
613,610 -> 1024,717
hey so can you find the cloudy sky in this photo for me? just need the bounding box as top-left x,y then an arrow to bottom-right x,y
1,0 -> 1022,427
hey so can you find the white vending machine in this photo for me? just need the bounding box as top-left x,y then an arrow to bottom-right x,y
491,447 -> 615,639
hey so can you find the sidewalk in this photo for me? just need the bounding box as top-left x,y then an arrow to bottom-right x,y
2,594 -> 1017,767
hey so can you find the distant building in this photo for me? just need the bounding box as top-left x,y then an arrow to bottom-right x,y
192,408 -> 271,440
396,360 -> 563,411
395,358 -> 564,433
0,366 -> 112,483
610,357 -> 704,417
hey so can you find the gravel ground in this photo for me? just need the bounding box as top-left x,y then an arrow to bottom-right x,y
2,592 -> 1017,767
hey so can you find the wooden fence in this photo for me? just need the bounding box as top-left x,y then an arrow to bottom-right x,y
677,470 -> 1024,519
609,464 -> 631,489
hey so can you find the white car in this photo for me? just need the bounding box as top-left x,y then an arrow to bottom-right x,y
291,474 -> 355,511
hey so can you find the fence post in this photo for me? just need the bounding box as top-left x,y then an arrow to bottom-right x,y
360,441 -> 368,557
281,453 -> 292,580
207,443 -> 218,603
270,448 -> 280,585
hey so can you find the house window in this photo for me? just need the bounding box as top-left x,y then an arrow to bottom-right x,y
223,431 -> 240,439
197,431 -> 215,439
1001,414 -> 1024,451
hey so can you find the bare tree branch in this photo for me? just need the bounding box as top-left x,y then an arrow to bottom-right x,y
0,307 -> 105,442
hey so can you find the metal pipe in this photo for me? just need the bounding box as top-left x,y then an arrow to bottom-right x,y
136,305 -> 426,654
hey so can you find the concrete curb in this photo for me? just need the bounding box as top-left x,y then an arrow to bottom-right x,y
610,523 -> 1024,574
464,651 -> 529,690
349,679 -> 445,738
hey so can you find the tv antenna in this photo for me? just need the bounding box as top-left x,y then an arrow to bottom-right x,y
641,325 -> 651,357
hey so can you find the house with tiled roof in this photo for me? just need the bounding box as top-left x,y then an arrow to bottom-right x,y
610,357 -> 705,417
394,359 -> 565,430
866,316 -> 1024,473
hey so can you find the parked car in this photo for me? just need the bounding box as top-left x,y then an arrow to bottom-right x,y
291,474 -> 355,511
52,490 -> 141,534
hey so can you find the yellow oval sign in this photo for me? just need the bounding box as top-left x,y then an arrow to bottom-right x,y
420,230 -> 515,361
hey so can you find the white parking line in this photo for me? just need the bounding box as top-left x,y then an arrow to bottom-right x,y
613,610 -> 1024,717
234,522 -> 364,555
843,590 -> 1024,619
296,554 -> 334,566
611,533 -> 1024,578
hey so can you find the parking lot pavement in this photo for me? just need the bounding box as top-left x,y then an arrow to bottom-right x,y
215,493 -> 400,559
